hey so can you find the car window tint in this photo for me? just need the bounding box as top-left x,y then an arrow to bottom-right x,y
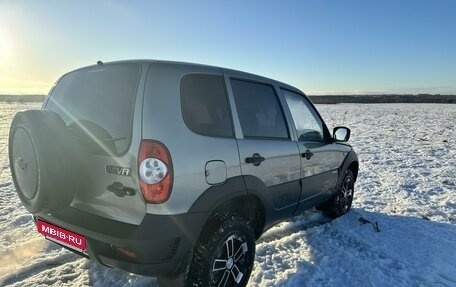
231,79 -> 288,139
282,89 -> 324,142
181,74 -> 234,138
46,64 -> 141,155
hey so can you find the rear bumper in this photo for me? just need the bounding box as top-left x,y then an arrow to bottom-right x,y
36,207 -> 208,276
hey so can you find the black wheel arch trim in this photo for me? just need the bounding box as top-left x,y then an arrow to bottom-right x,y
188,175 -> 290,234
188,176 -> 248,214
338,150 -> 359,185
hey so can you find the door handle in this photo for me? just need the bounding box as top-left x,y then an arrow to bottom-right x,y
302,150 -> 314,160
107,182 -> 136,197
245,153 -> 265,166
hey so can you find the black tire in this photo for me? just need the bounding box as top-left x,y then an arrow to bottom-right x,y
159,213 -> 256,287
321,169 -> 355,218
8,110 -> 81,214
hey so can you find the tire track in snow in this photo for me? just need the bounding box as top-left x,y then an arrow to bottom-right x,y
257,210 -> 331,245
0,238 -> 45,273
0,251 -> 83,286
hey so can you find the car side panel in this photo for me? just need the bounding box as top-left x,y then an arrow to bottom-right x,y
241,175 -> 300,230
222,69 -> 302,216
142,63 -> 241,215
236,139 -> 301,210
298,142 -> 343,200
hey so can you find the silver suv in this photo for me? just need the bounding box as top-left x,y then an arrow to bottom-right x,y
9,60 -> 358,287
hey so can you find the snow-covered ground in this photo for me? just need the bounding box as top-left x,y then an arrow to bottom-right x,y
1,103 -> 455,287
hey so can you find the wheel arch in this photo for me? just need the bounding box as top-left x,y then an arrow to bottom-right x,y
348,160 -> 359,181
188,176 -> 266,240
339,150 -> 359,182
209,194 -> 265,240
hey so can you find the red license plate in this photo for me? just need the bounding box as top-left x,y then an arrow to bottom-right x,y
37,220 -> 86,252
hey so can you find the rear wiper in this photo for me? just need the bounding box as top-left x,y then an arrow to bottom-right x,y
88,136 -> 127,143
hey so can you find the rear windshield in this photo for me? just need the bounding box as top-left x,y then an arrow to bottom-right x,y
45,64 -> 141,156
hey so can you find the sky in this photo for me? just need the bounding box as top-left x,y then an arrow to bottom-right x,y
0,0 -> 455,95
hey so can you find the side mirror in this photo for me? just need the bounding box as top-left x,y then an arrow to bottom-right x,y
333,126 -> 351,142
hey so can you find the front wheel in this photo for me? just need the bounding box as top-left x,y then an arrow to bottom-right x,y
322,169 -> 355,218
170,213 -> 256,287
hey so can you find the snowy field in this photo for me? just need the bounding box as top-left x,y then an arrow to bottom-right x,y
1,102 -> 455,287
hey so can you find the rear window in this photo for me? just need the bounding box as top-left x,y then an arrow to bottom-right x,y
46,64 -> 141,155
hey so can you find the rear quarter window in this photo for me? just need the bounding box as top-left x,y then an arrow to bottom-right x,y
180,74 -> 234,138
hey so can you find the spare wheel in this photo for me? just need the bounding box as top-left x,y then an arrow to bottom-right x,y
9,110 -> 80,214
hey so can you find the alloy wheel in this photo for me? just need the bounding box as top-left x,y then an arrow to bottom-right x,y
210,234 -> 249,287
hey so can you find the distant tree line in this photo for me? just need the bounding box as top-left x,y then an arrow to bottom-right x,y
0,95 -> 45,103
309,94 -> 456,104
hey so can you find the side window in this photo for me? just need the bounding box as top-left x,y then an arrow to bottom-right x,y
282,89 -> 324,142
181,74 -> 234,138
231,79 -> 288,139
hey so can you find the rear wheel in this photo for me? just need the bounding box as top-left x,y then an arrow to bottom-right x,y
321,169 -> 355,218
159,213 -> 256,287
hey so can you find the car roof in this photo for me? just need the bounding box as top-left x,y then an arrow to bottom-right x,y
68,59 -> 306,96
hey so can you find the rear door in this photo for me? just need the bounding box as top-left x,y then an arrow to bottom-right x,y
281,89 -> 342,210
44,63 -> 146,225
226,77 -> 301,217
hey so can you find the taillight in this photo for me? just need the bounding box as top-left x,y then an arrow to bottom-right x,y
138,140 -> 173,204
